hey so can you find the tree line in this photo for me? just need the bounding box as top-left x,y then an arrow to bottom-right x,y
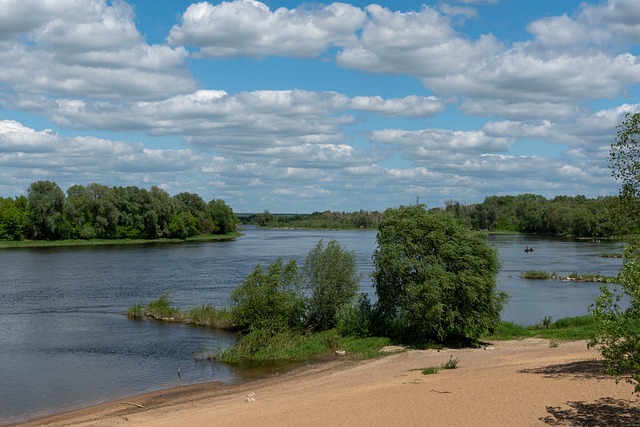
244,194 -> 620,239
0,180 -> 238,241
244,209 -> 384,229
444,194 -> 619,238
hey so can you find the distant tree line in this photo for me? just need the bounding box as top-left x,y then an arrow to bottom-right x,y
443,194 -> 619,238
0,180 -> 238,241
243,209 -> 384,229
242,194 -> 620,238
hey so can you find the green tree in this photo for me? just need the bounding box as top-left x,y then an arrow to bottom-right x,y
610,112 -> 640,233
230,258 -> 304,333
207,199 -> 237,235
0,196 -> 28,240
372,205 -> 507,343
303,239 -> 361,331
590,111 -> 640,392
27,180 -> 65,240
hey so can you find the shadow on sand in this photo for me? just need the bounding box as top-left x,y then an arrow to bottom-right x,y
541,397 -> 640,426
519,360 -> 639,425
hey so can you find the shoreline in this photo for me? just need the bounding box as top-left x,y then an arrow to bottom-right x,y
15,339 -> 640,426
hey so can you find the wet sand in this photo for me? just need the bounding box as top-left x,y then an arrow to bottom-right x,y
19,339 -> 640,426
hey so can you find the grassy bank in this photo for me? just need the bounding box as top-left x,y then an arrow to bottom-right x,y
0,232 -> 241,249
521,270 -> 617,282
127,292 -> 235,330
484,315 -> 595,341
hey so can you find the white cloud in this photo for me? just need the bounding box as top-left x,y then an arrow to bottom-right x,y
337,4 -> 502,76
168,1 -> 366,58
0,0 -> 194,100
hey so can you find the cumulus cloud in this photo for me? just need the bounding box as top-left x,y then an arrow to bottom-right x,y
0,0 -> 194,100
168,1 -> 366,58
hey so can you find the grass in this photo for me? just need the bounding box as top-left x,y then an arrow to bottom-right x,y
522,270 -> 554,280
0,232 -> 241,249
484,315 -> 596,341
521,270 -> 617,283
130,292 -> 235,329
413,355 -> 460,375
214,329 -> 393,365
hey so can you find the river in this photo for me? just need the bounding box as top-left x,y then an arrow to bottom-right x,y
0,227 -> 624,424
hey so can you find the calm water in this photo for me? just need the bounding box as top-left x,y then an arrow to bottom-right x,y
0,227 -> 623,424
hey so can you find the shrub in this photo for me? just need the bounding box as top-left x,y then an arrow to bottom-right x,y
230,258 -> 305,333
145,291 -> 180,319
336,293 -> 373,338
303,239 -> 361,331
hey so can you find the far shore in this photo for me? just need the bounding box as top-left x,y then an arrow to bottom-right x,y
0,232 -> 241,250
17,339 -> 640,427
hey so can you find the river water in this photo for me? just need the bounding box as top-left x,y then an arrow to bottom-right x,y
0,227 -> 624,424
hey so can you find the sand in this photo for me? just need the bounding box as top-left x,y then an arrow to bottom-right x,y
18,339 -> 640,426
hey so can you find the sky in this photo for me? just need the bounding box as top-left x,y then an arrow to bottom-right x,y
1,0 -> 639,213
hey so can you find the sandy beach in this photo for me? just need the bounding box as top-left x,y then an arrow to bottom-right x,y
18,339 -> 640,426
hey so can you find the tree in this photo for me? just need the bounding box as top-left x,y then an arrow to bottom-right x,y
207,199 -> 237,235
230,258 -> 304,333
610,112 -> 640,233
372,205 -> 507,343
0,196 -> 28,240
590,111 -> 640,392
303,239 -> 361,331
27,180 -> 65,240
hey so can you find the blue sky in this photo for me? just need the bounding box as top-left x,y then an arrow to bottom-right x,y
1,0 -> 639,213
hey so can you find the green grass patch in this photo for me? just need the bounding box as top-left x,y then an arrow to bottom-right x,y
484,315 -> 596,341
521,270 -> 617,283
421,367 -> 439,375
126,303 -> 144,319
522,270 -> 554,280
215,329 -> 392,364
127,292 -> 235,330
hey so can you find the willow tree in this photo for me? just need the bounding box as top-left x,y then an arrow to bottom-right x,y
372,205 -> 507,343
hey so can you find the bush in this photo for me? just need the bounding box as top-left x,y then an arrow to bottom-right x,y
303,239 -> 361,331
336,293 -> 373,337
230,258 -> 305,333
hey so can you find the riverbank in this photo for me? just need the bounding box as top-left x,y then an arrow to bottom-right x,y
19,339 -> 639,426
0,232 -> 241,249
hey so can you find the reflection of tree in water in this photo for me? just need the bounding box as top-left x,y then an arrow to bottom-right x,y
541,397 -> 640,426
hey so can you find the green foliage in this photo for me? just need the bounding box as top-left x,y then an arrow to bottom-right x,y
421,367 -> 439,375
303,239 -> 361,331
145,291 -> 181,319
126,303 -> 144,319
27,180 -> 65,240
0,196 -> 28,240
590,237 -> 640,393
336,293 -> 374,338
609,112 -> 640,233
372,205 -> 507,343
441,355 -> 459,369
230,258 -> 305,333
247,209 -> 383,230
486,316 -> 595,341
522,270 -> 553,280
1,181 -> 237,242
589,113 -> 640,394
216,329 -> 391,364
183,305 -> 234,329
